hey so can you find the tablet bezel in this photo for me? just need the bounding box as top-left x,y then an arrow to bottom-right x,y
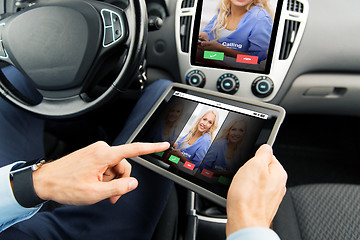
126,83 -> 285,206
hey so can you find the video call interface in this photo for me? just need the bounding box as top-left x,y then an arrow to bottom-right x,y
135,89 -> 278,196
191,0 -> 281,73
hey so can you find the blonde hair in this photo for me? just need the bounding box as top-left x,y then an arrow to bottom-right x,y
216,118 -> 247,159
179,110 -> 219,149
212,0 -> 273,40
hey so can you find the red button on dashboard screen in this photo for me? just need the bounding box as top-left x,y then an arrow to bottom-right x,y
236,54 -> 258,64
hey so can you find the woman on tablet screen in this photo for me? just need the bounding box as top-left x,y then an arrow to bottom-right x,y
171,110 -> 218,168
200,118 -> 247,176
148,100 -> 184,143
198,0 -> 273,62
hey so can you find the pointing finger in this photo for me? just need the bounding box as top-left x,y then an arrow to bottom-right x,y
108,142 -> 170,165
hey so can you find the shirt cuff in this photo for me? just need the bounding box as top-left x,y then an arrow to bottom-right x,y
227,227 -> 280,240
0,162 -> 42,232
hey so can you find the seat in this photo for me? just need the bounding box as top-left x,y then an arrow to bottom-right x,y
272,184 -> 360,240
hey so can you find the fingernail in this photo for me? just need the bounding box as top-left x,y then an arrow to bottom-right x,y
161,142 -> 170,148
128,179 -> 138,191
261,144 -> 273,153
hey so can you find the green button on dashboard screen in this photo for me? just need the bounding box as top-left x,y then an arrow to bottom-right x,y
203,51 -> 224,61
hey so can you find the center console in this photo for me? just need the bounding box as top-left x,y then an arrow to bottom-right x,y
173,0 -> 309,238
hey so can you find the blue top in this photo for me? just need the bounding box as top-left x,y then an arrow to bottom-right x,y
202,5 -> 273,62
176,132 -> 212,168
227,227 -> 280,240
200,138 -> 229,171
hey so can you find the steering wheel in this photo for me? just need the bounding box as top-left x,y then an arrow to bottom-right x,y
0,0 -> 147,118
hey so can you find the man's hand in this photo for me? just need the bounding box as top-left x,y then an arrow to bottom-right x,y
32,141 -> 170,206
226,144 -> 287,236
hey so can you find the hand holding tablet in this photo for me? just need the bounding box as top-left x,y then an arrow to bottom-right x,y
226,144 -> 287,235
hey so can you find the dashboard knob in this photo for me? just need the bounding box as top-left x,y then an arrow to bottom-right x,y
186,70 -> 206,88
251,76 -> 274,98
217,73 -> 239,94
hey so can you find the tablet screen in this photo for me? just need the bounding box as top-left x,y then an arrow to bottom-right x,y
131,86 -> 283,201
190,0 -> 283,74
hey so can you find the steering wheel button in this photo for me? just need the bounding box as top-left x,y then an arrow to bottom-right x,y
113,14 -> 123,40
112,13 -> 119,23
102,11 -> 112,27
104,28 -> 114,45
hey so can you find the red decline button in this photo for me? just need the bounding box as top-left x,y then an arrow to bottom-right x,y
201,169 -> 214,178
184,161 -> 195,170
236,54 -> 258,64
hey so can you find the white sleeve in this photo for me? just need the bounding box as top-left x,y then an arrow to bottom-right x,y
227,227 -> 281,240
0,162 -> 42,232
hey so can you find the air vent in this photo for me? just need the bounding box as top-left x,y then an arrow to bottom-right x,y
287,0 -> 304,13
279,20 -> 300,60
180,16 -> 192,52
181,0 -> 195,8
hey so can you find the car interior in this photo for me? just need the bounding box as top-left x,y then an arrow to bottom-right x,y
0,0 -> 359,239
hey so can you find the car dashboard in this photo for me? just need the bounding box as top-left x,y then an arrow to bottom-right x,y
146,0 -> 360,116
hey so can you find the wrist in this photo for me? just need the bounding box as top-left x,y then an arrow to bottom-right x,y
32,163 -> 51,201
226,215 -> 269,236
10,159 -> 47,208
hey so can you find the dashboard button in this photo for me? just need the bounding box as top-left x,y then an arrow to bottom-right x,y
217,74 -> 239,94
186,70 -> 206,88
252,76 -> 274,98
222,78 -> 234,91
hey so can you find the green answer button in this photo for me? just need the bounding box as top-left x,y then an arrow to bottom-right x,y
169,155 -> 180,164
154,151 -> 164,157
203,51 -> 224,61
218,176 -> 231,186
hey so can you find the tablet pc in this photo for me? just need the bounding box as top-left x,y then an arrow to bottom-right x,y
127,83 -> 285,206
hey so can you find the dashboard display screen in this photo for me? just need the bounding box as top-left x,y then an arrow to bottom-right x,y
191,0 -> 283,74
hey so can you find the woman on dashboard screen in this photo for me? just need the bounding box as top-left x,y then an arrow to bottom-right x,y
170,110 -> 218,168
198,0 -> 273,62
200,118 -> 247,176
